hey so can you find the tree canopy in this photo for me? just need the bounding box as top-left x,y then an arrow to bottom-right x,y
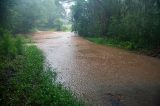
71,0 -> 160,49
0,0 -> 65,33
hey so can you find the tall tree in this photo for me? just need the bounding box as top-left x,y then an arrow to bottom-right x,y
71,0 -> 160,49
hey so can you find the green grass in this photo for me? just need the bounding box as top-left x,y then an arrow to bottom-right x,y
86,37 -> 137,50
0,33 -> 84,105
86,37 -> 160,58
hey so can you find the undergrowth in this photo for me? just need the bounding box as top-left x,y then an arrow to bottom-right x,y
86,37 -> 148,50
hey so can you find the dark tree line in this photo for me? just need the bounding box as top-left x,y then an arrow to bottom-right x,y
72,0 -> 160,49
0,0 -> 65,33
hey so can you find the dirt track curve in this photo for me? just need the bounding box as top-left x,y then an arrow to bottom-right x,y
33,31 -> 160,106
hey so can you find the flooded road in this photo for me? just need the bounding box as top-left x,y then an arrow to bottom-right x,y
33,31 -> 160,106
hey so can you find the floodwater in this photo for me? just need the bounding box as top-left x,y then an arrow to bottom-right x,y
33,31 -> 160,106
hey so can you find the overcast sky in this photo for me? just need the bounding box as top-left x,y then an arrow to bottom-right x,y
62,1 -> 75,16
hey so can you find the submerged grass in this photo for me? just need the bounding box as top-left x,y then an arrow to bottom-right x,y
0,44 -> 84,105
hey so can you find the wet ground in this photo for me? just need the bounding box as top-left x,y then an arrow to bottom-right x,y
33,31 -> 160,106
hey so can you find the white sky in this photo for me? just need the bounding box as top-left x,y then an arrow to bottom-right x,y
62,1 -> 75,16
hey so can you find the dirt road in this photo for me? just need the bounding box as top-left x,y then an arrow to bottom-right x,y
33,31 -> 160,106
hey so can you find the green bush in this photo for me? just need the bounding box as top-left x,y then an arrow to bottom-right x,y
0,29 -> 23,59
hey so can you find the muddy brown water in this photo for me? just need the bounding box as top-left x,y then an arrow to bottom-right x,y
33,31 -> 160,106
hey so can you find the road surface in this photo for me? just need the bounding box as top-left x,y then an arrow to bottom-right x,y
33,31 -> 160,106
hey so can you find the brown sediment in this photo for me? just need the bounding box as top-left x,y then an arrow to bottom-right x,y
33,31 -> 160,106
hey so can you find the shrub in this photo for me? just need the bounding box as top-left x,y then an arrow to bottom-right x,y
0,29 -> 23,59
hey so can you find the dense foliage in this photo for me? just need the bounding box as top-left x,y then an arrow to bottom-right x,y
72,0 -> 160,50
0,0 -> 65,33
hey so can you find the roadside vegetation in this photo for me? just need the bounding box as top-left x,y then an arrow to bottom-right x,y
71,0 -> 160,56
86,37 -> 136,50
0,30 -> 83,105
86,37 -> 160,58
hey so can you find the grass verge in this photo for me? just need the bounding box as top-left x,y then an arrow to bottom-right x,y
86,37 -> 160,58
86,37 -> 136,50
0,45 -> 84,106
